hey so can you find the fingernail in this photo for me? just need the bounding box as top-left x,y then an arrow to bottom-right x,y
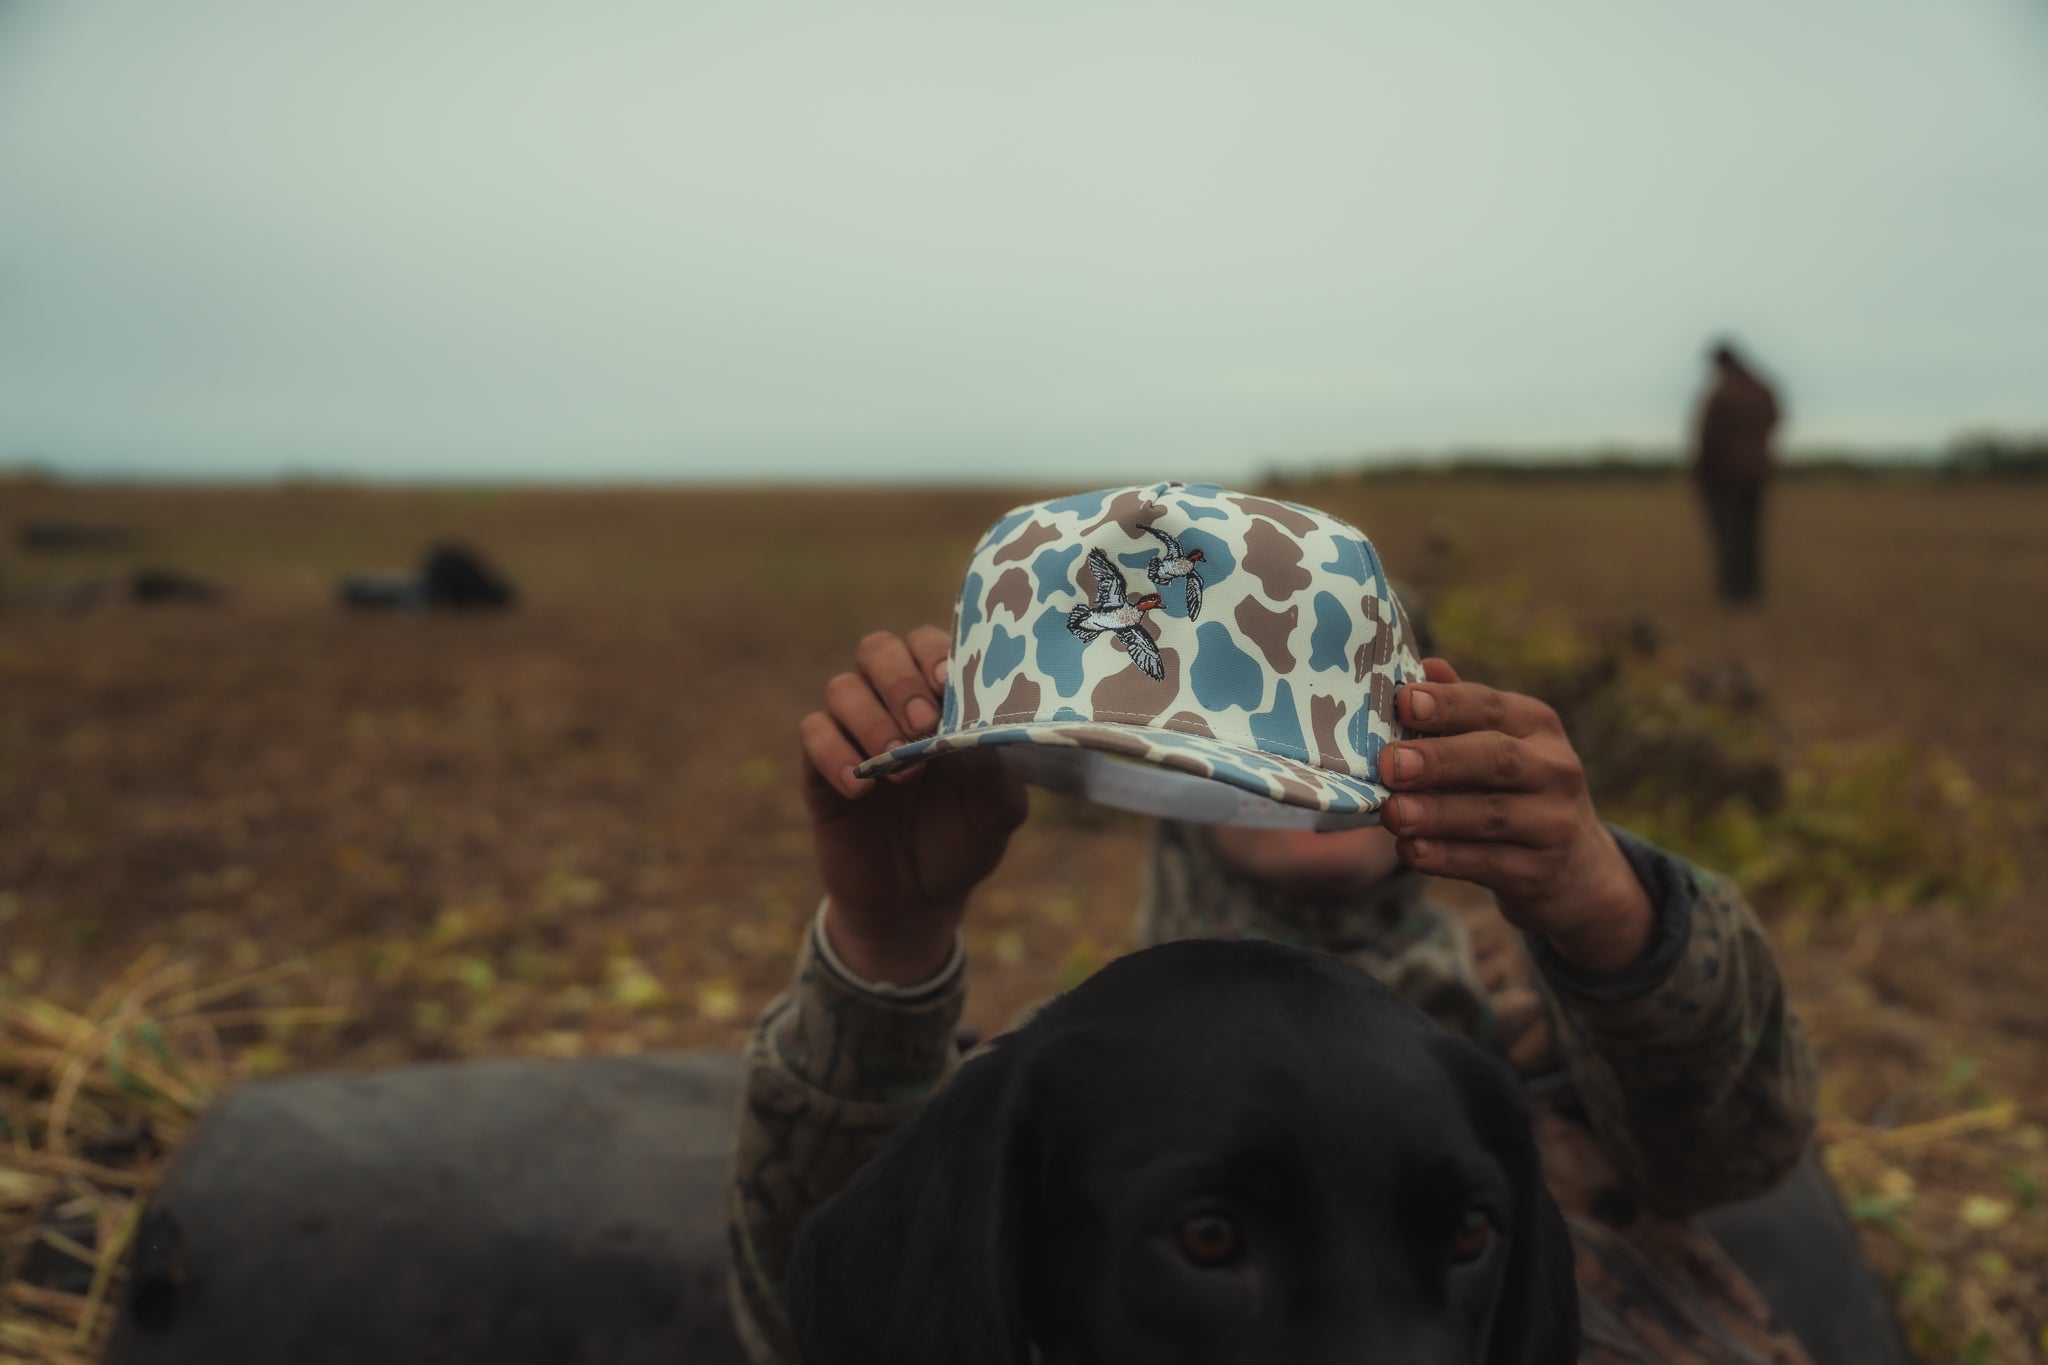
935,660 -> 950,685
1409,689 -> 1436,721
1388,795 -> 1413,827
839,766 -> 865,794
1408,838 -> 1433,860
907,697 -> 939,732
1391,746 -> 1419,781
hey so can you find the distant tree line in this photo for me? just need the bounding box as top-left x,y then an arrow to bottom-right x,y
1939,432 -> 2048,479
1261,431 -> 2048,485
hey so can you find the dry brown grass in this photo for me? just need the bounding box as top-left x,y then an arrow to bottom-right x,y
0,950 -> 322,1362
1,473 -> 2043,1361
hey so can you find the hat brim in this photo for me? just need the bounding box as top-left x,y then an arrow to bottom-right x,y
855,720 -> 1388,829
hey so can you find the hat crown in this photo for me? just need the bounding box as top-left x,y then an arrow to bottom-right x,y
934,482 -> 1420,811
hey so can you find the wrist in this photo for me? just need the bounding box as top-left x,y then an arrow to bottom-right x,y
1535,828 -> 1656,977
822,897 -> 961,988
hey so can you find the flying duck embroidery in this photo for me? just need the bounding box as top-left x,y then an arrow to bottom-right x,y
1139,524 -> 1206,620
1067,548 -> 1165,680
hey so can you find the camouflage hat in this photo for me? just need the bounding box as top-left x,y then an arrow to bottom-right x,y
856,482 -> 1425,829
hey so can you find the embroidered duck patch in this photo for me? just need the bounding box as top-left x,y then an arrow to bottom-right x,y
1140,524 -> 1206,620
1066,548 -> 1165,680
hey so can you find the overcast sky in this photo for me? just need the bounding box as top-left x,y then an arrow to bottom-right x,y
1,1 -> 2044,484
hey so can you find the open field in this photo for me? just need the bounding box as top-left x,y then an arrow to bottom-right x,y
2,473 -> 2045,1360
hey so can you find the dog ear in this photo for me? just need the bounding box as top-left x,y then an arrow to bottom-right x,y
1480,1086 -> 1580,1365
1493,1160 -> 1580,1365
1430,1037 -> 1580,1365
786,1037 -> 1041,1365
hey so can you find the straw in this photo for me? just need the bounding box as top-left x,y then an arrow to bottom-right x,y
1819,1100 -> 2017,1152
0,949 -> 336,1364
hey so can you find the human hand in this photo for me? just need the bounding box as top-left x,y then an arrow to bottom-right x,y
1378,658 -> 1654,976
799,628 -> 1029,986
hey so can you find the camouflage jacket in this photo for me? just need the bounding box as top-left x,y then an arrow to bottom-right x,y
725,824 -> 1820,1364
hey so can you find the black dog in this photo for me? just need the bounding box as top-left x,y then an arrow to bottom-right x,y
789,937 -> 1578,1364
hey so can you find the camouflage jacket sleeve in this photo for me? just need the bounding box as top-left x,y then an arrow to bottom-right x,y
1527,826 -> 1819,1219
725,908 -> 966,1365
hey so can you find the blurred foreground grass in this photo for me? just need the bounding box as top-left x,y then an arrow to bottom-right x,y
0,954 -> 319,1362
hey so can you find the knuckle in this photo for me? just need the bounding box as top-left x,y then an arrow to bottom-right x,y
1541,743 -> 1585,792
1492,734 -> 1523,783
1480,687 -> 1508,730
1482,791 -> 1512,839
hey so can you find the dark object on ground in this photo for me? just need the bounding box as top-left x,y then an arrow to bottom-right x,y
339,542 -> 516,612
422,542 -> 516,608
789,938 -> 1579,1364
338,572 -> 426,610
15,521 -> 137,553
103,1054 -> 748,1365
130,569 -> 223,605
1700,1153 -> 1917,1364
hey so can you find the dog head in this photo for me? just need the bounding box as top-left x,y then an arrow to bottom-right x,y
788,937 -> 1578,1364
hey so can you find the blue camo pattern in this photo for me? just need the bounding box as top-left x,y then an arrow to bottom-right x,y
863,482 -> 1425,813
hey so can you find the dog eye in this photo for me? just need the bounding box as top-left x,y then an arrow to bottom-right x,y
1449,1207 -> 1493,1265
1172,1211 -> 1243,1267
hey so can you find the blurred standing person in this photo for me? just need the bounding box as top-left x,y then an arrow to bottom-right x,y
1692,341 -> 1782,604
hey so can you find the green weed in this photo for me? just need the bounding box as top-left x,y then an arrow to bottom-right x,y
1430,588 -> 2019,919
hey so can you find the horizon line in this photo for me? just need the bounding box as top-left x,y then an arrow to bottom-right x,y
8,436 -> 2034,491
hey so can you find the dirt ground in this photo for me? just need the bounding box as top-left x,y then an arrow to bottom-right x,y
2,473 -> 2044,1359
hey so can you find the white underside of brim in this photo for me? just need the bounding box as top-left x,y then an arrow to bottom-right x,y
1001,746 -> 1379,830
